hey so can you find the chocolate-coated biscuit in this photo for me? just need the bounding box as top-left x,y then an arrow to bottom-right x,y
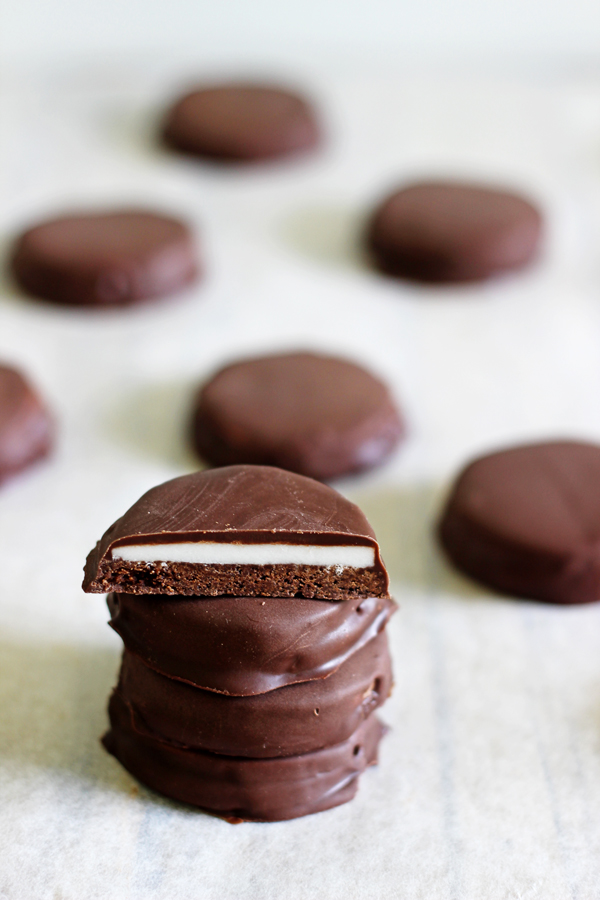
115,631 -> 392,757
162,84 -> 320,162
438,440 -> 600,604
108,592 -> 396,695
0,365 -> 53,484
83,465 -> 389,599
366,181 -> 542,283
10,210 -> 199,306
191,352 -> 404,481
104,691 -> 385,822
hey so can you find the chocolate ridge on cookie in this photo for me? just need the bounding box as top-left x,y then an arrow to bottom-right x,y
83,465 -> 389,598
115,631 -> 392,757
438,440 -> 600,604
104,691 -> 385,822
108,593 -> 396,695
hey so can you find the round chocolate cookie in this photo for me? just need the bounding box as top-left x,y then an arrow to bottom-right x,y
366,181 -> 542,283
108,593 -> 396,695
115,631 -> 392,757
191,352 -> 404,480
162,84 -> 320,162
104,691 -> 384,822
438,441 -> 600,604
0,365 -> 53,484
10,210 -> 199,306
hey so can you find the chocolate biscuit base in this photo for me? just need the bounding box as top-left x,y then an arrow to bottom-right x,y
104,692 -> 385,822
116,631 -> 392,757
108,593 -> 396,695
94,559 -> 386,599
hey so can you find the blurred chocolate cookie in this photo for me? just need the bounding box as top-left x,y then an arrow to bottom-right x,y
162,84 -> 320,162
366,181 -> 542,283
11,209 -> 199,306
438,441 -> 600,604
0,365 -> 52,484
191,352 -> 404,480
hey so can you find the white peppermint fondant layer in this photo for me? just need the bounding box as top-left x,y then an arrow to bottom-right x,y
111,542 -> 375,568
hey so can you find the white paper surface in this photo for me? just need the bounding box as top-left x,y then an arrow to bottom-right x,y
2,61 -> 600,899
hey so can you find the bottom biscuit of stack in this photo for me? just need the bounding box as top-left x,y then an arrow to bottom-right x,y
104,692 -> 386,822
103,599 -> 395,821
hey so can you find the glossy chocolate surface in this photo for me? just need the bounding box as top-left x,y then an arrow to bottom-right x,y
162,84 -> 320,162
11,210 -> 199,306
0,365 -> 53,484
438,440 -> 600,604
104,692 -> 385,822
191,352 -> 404,481
367,181 -> 542,283
83,465 -> 389,597
108,592 -> 396,695
115,631 -> 392,756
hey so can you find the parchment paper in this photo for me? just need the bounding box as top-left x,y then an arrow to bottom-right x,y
1,61 -> 600,899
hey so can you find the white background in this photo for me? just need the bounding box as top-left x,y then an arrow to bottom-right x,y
3,3 -> 600,899
2,0 -> 600,70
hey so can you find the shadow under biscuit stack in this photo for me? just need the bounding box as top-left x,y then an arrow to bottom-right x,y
83,464 -> 395,822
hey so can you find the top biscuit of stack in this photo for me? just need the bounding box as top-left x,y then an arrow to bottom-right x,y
83,465 -> 389,600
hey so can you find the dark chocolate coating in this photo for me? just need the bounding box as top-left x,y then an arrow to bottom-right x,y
108,592 -> 396,695
191,352 -> 404,481
0,365 -> 53,484
115,631 -> 392,757
10,210 -> 199,306
366,181 -> 542,283
104,692 -> 385,822
438,440 -> 600,604
162,84 -> 320,162
83,465 -> 389,598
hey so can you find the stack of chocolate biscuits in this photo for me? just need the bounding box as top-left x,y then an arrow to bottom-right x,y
83,464 -> 395,822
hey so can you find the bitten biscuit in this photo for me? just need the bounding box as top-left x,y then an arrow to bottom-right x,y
83,465 -> 390,599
